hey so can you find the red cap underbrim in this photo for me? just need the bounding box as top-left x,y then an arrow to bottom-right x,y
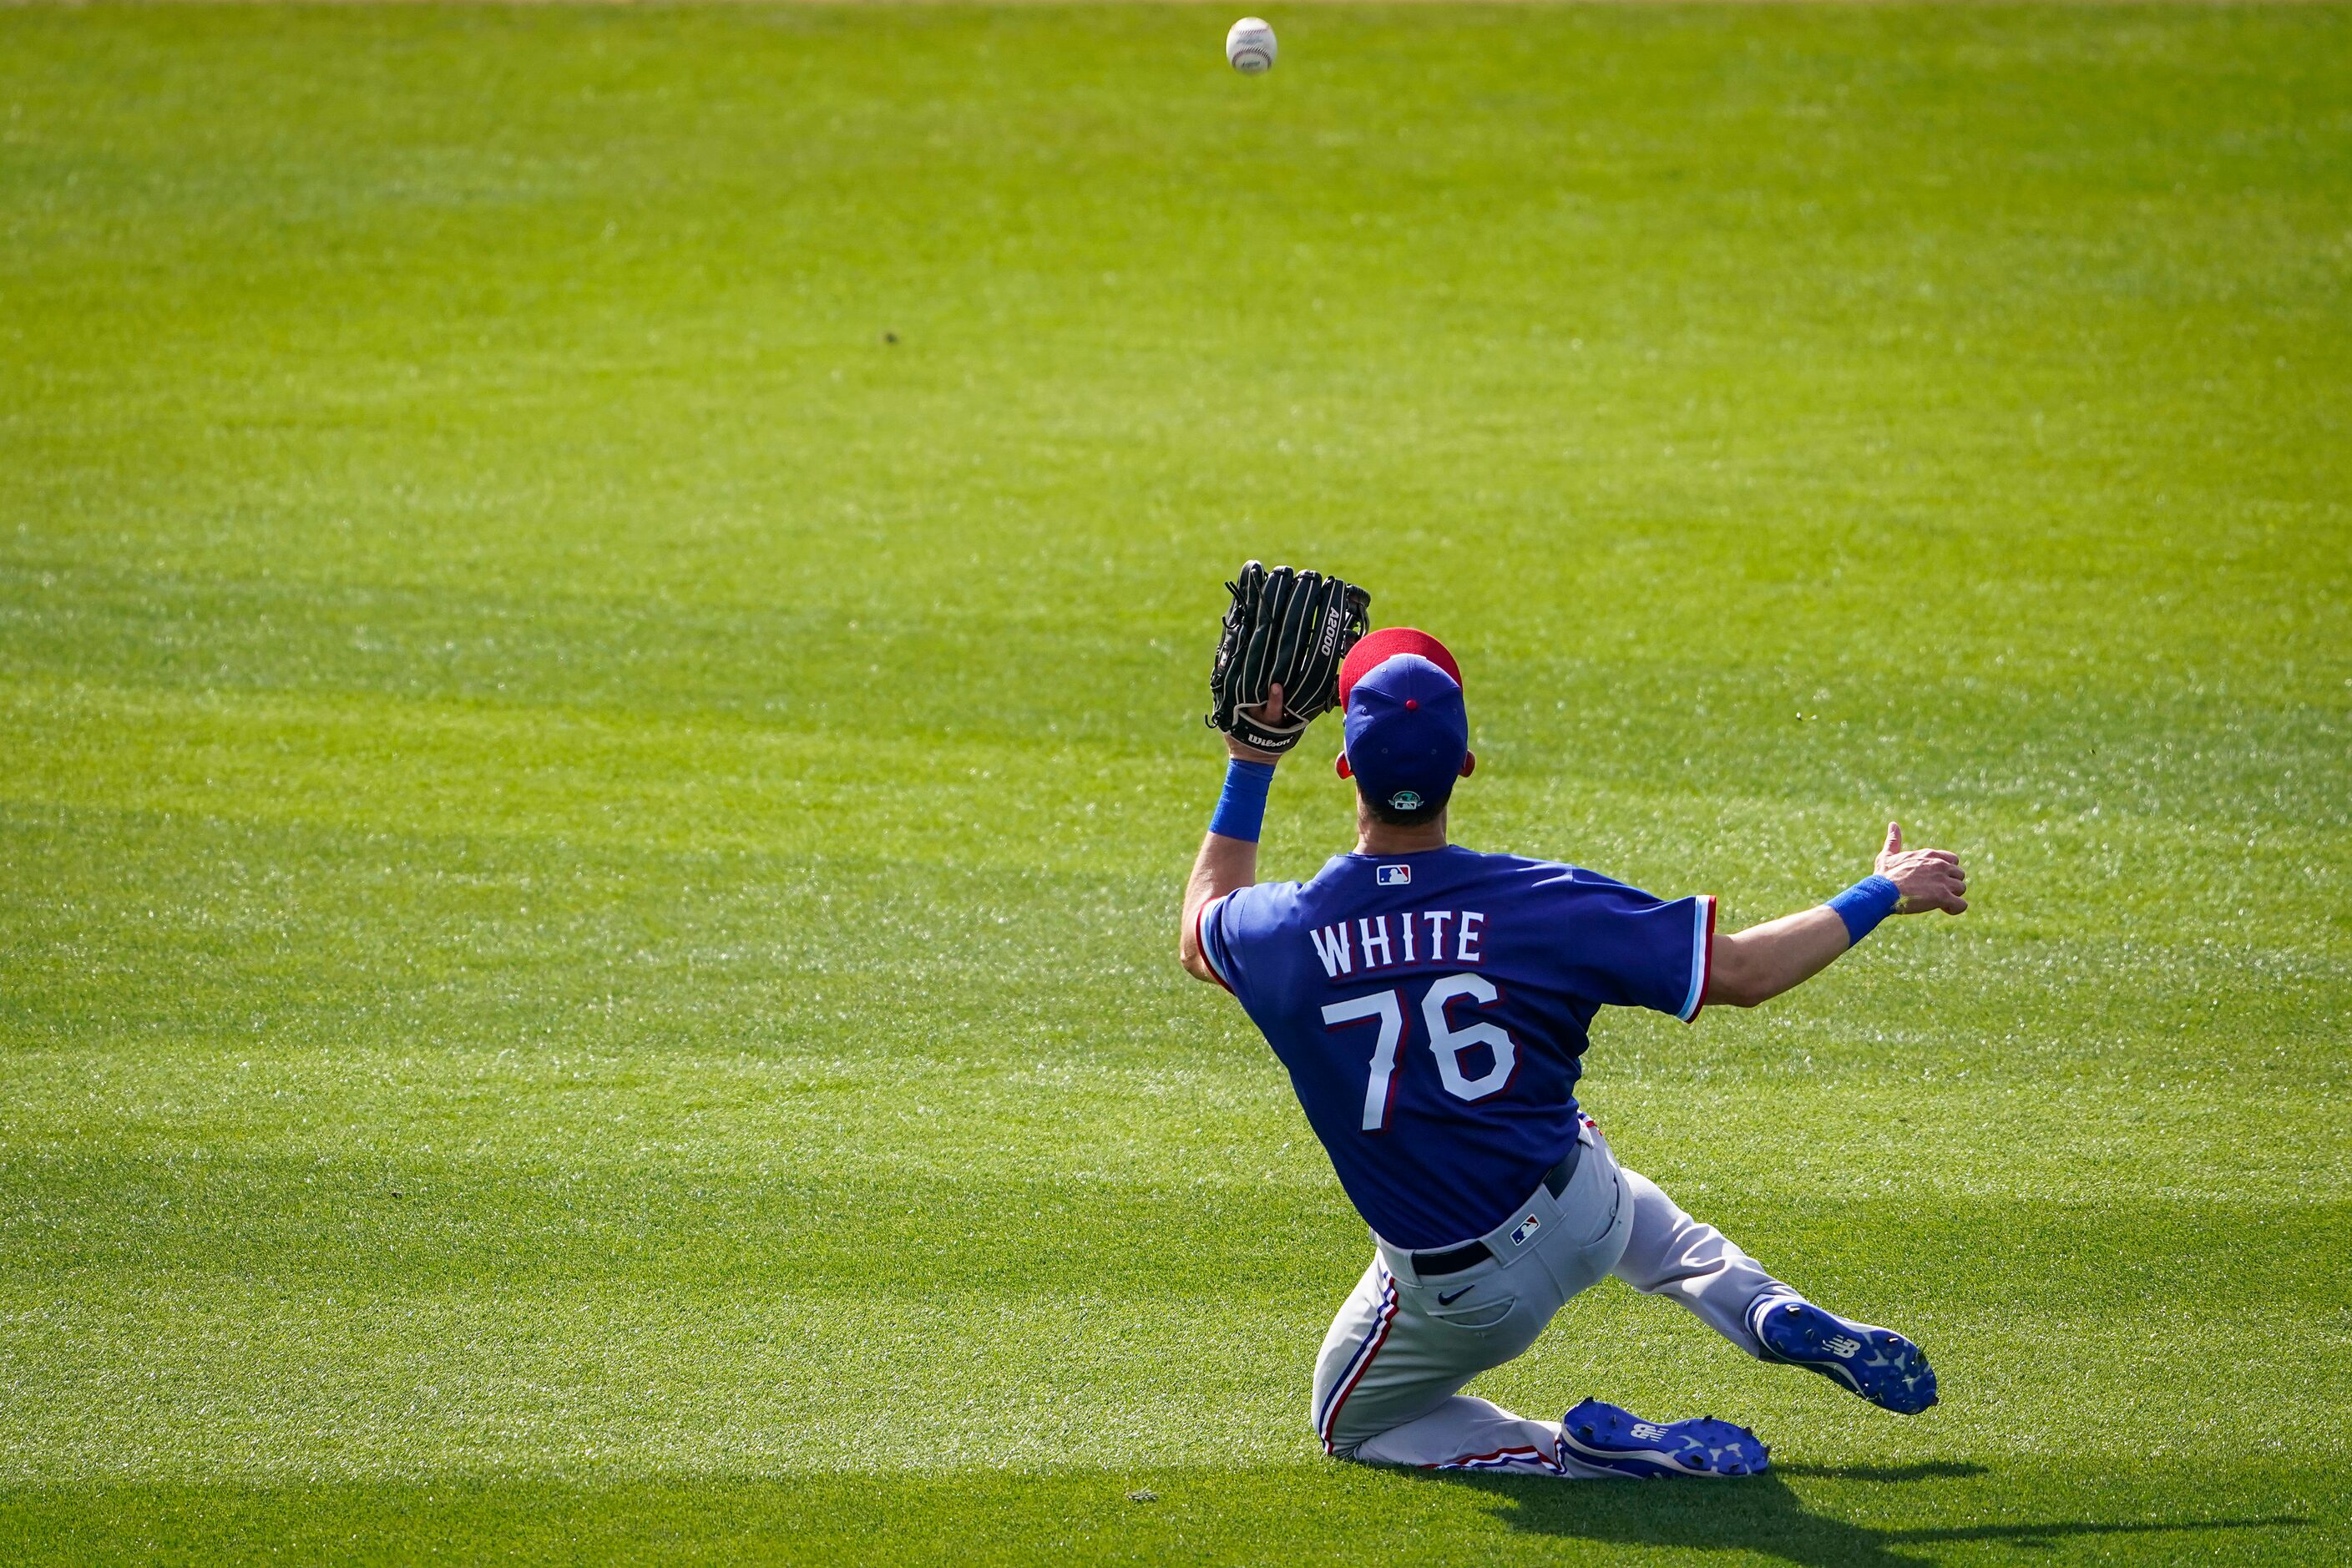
1339,627 -> 1463,710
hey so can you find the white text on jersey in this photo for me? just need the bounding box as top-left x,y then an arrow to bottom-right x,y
1308,911 -> 1486,979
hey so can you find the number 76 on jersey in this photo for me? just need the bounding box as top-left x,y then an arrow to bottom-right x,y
1323,974 -> 1516,1132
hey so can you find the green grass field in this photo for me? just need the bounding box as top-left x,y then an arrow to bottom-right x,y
3,3 -> 2347,1562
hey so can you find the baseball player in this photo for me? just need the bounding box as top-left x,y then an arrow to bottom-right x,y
1179,566 -> 1966,1478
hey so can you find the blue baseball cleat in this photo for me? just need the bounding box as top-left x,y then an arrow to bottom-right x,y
1555,1399 -> 1770,1479
1751,1297 -> 1939,1414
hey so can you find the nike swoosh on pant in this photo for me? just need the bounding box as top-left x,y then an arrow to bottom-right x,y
1437,1287 -> 1474,1306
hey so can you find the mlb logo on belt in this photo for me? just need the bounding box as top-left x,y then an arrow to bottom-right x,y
1509,1213 -> 1540,1247
1378,865 -> 1411,886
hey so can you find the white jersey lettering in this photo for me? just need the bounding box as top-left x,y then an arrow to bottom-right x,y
1458,910 -> 1486,964
1304,908 -> 1500,979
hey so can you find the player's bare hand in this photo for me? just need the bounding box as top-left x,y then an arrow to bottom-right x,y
1875,822 -> 1967,914
1226,683 -> 1287,763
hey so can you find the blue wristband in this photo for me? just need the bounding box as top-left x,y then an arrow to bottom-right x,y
1208,758 -> 1277,842
1826,874 -> 1902,944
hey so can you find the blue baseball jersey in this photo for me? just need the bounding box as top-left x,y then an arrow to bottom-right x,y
1196,846 -> 1714,1250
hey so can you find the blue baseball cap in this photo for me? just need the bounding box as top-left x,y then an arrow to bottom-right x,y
1338,628 -> 1470,814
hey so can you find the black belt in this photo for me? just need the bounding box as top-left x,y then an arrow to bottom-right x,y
1409,1142 -> 1582,1278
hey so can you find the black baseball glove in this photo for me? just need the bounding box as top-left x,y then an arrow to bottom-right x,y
1206,561 -> 1373,755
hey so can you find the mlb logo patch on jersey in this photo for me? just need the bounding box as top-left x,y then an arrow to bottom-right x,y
1377,864 -> 1412,887
1510,1213 -> 1540,1247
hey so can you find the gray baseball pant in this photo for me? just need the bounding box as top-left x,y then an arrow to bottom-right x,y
1309,1120 -> 1795,1474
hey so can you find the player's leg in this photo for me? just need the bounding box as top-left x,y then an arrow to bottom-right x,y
1309,1252 -> 1559,1463
1313,1139 -> 1768,1476
1351,1393 -> 1571,1475
1310,1149 -> 1625,1465
1606,1162 -> 1792,1350
1308,1252 -> 1409,1451
1608,1161 -> 1938,1414
1356,1393 -> 1768,1479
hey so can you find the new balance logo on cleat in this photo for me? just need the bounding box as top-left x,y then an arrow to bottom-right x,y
1753,1299 -> 1939,1415
1555,1399 -> 1769,1480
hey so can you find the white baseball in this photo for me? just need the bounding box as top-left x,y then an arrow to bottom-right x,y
1226,18 -> 1277,76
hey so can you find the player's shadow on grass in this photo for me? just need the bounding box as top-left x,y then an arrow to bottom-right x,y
1771,1462 -> 1985,1484
1414,1465 -> 2307,1568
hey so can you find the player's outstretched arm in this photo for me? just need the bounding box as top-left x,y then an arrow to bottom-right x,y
1179,689 -> 1287,985
1703,822 -> 1967,1009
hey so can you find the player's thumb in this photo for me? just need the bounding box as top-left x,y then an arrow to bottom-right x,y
1883,821 -> 1903,857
